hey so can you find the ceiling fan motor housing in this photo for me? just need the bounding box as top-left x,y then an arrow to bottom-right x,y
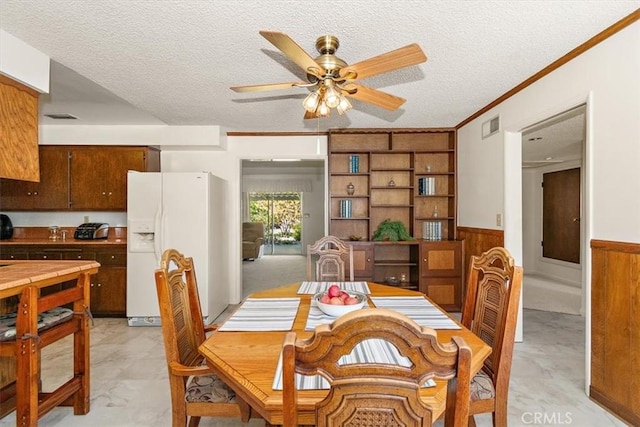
311,35 -> 347,81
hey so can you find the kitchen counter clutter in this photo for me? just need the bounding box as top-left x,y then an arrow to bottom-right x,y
0,227 -> 127,317
0,260 -> 99,426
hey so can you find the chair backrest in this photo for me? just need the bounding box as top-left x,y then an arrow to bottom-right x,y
306,235 -> 354,281
243,222 -> 264,241
460,247 -> 523,383
282,308 -> 472,427
155,248 -> 207,371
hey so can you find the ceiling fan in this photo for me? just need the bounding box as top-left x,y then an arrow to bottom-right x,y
231,31 -> 427,119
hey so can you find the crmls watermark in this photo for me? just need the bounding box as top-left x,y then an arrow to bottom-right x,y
521,412 -> 573,425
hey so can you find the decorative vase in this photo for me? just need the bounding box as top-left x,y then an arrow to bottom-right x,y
346,182 -> 355,195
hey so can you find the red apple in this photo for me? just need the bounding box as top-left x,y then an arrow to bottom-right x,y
320,294 -> 331,304
329,297 -> 344,305
327,284 -> 341,298
339,291 -> 349,300
345,296 -> 359,305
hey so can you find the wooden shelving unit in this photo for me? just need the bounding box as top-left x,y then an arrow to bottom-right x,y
328,128 -> 464,310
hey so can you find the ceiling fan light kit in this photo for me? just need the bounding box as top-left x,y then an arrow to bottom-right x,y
232,31 -> 427,119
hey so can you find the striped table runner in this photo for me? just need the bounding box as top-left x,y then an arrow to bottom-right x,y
272,338 -> 436,390
217,298 -> 300,331
305,304 -> 366,331
370,297 -> 461,330
297,281 -> 371,294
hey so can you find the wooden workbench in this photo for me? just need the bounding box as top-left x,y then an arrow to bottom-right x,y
0,260 -> 99,426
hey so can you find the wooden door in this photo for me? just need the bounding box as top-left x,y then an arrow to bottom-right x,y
0,177 -> 35,209
33,147 -> 70,209
90,267 -> 126,316
70,147 -> 151,210
543,168 -> 580,263
349,242 -> 374,280
69,148 -> 107,210
104,148 -> 148,210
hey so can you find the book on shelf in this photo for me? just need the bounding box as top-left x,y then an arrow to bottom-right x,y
422,220 -> 442,240
418,177 -> 436,195
348,155 -> 360,173
340,199 -> 352,218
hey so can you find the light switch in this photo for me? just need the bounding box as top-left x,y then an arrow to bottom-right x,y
496,214 -> 502,226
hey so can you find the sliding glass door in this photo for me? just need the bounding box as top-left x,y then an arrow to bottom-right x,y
248,191 -> 302,255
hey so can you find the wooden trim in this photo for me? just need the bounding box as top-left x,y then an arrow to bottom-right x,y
0,74 -> 39,98
227,128 -> 457,137
456,226 -> 503,238
226,131 -> 327,136
329,128 -> 456,134
590,386 -> 640,427
590,239 -> 640,254
456,9 -> 640,129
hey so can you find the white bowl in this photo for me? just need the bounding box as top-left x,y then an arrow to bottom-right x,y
313,290 -> 367,317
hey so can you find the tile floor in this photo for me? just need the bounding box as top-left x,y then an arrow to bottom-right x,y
0,309 -> 628,426
0,256 -> 629,426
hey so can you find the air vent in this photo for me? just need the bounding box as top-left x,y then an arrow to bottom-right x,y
44,113 -> 77,120
481,115 -> 500,139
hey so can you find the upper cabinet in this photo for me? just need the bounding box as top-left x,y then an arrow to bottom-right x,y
328,128 -> 457,241
69,146 -> 160,211
0,146 -> 69,210
0,145 -> 160,211
0,75 -> 39,181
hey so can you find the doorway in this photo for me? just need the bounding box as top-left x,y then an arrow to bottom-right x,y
521,104 -> 586,316
248,191 -> 302,255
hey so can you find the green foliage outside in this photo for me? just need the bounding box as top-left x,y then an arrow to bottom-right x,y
249,192 -> 301,244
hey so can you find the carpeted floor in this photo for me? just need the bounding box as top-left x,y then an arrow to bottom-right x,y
242,254 -> 306,298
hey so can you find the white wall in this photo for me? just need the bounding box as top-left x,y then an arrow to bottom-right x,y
161,135 -> 328,303
0,29 -> 49,93
458,22 -> 640,388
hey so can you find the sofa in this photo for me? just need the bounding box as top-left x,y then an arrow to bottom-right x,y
242,222 -> 264,260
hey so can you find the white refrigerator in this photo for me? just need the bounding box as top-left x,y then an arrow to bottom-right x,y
126,171 -> 228,326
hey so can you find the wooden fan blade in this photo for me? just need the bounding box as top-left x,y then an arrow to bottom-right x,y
339,43 -> 427,81
343,84 -> 406,111
259,30 -> 323,78
230,82 -> 308,92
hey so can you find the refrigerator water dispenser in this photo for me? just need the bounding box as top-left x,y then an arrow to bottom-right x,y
128,219 -> 156,252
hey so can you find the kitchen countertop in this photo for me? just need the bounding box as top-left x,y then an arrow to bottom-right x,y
1,226 -> 126,246
0,238 -> 126,246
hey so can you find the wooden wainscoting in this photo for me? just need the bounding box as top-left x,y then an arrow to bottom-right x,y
457,226 -> 504,274
590,239 -> 640,426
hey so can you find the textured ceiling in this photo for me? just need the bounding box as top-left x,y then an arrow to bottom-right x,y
1,0 -> 638,135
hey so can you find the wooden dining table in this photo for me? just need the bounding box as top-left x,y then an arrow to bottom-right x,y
198,282 -> 491,426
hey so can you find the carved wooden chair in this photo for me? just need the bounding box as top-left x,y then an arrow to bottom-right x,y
282,308 -> 472,427
306,235 -> 354,281
154,248 -> 254,427
460,247 -> 523,427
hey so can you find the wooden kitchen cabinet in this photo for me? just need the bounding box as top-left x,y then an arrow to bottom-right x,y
89,250 -> 127,316
69,146 -> 160,211
0,75 -> 39,182
0,146 -> 70,210
419,240 -> 464,311
0,244 -> 127,317
0,145 -> 159,211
